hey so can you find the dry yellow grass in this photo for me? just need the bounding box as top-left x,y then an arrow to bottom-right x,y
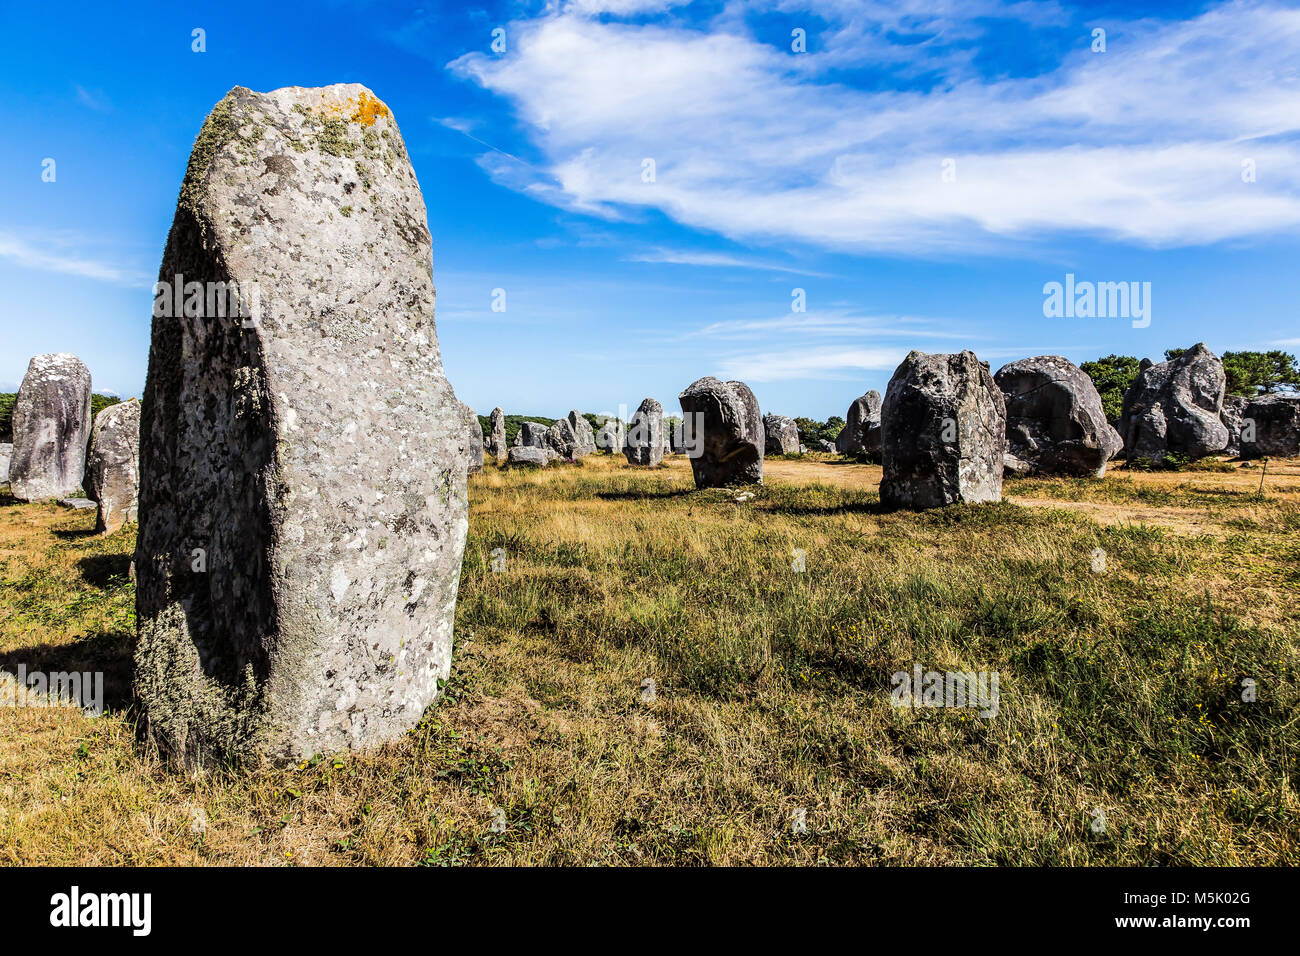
1,455 -> 1297,865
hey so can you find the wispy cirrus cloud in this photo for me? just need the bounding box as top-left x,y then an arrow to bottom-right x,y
449,0 -> 1300,255
0,230 -> 148,286
626,247 -> 832,276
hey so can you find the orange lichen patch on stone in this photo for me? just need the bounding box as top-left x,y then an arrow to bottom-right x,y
351,91 -> 388,127
314,90 -> 389,127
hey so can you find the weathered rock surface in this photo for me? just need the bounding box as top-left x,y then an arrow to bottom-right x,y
517,421 -> 549,448
596,418 -> 625,454
461,403 -> 484,475
1221,395 -> 1248,457
487,407 -> 506,461
85,398 -> 141,534
993,355 -> 1122,477
545,410 -> 596,460
835,391 -> 882,460
0,443 -> 11,484
507,445 -> 552,467
134,85 -> 469,767
623,398 -> 664,466
568,411 -> 597,458
879,351 -> 1005,509
58,497 -> 96,510
669,421 -> 686,454
763,414 -> 800,455
817,438 -> 834,453
678,377 -> 764,488
1240,395 -> 1300,458
8,353 -> 93,502
1120,344 -> 1229,461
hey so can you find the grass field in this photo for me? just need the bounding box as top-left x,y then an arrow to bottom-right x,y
1,454 -> 1298,865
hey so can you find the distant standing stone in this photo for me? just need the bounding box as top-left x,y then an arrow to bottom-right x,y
835,391 -> 882,460
545,410 -> 596,460
8,353 -> 92,502
763,414 -> 800,455
518,421 -> 550,448
487,406 -> 507,461
85,398 -> 141,533
879,351 -> 1005,509
460,403 -> 484,475
993,355 -> 1121,477
0,443 -> 11,484
678,377 -> 764,488
623,398 -> 664,466
134,84 -> 469,767
596,418 -> 625,454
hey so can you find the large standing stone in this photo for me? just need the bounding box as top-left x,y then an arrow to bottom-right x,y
0,443 -> 11,484
993,355 -> 1122,477
8,353 -> 92,502
1120,344 -> 1229,461
763,414 -> 800,455
596,418 -> 625,454
85,398 -> 141,534
134,85 -> 469,767
623,398 -> 664,466
835,391 -> 883,461
678,377 -> 764,487
487,407 -> 507,461
1240,395 -> 1300,458
461,403 -> 484,475
879,351 -> 1005,509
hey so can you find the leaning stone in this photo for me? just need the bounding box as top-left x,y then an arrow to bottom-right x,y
134,84 -> 469,767
487,406 -> 507,461
678,377 -> 764,488
879,350 -> 1005,509
85,398 -> 141,533
8,353 -> 93,502
623,398 -> 664,466
835,391 -> 882,460
763,414 -> 800,455
993,355 -> 1122,477
1120,344 -> 1229,461
1240,395 -> 1300,458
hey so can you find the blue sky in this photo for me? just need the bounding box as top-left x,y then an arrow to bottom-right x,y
2,0 -> 1298,420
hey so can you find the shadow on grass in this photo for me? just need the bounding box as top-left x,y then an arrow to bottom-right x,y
596,488 -> 696,502
53,527 -> 99,541
0,629 -> 134,710
77,553 -> 132,588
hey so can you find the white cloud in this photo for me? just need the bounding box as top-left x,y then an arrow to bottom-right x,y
626,247 -> 831,275
449,0 -> 1300,253
0,231 -> 148,286
717,345 -> 909,381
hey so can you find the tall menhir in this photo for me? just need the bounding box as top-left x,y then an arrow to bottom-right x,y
134,85 -> 470,767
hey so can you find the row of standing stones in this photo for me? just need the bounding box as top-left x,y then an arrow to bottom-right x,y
7,85 -> 1297,768
5,352 -> 141,534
